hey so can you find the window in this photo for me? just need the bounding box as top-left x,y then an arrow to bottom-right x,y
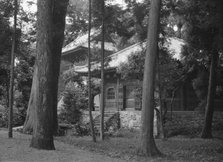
107,87 -> 115,99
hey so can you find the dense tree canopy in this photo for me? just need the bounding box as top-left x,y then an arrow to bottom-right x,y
0,0 -> 34,113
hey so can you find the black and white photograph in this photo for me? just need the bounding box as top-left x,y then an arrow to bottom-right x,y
0,0 -> 223,161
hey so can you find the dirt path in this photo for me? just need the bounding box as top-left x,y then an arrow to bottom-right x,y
0,129 -> 125,162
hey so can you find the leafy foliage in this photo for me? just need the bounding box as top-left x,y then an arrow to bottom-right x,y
0,0 -> 35,127
59,83 -> 88,125
169,0 -> 223,110
0,107 -> 25,127
118,49 -> 145,81
64,0 -> 89,45
0,1 -> 13,106
14,54 -> 34,121
168,0 -> 223,67
118,46 -> 184,100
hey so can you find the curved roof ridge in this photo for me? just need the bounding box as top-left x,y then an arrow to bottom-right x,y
62,28 -> 101,53
108,42 -> 145,58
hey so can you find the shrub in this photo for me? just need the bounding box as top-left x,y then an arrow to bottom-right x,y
72,124 -> 90,136
164,113 -> 203,138
0,106 -> 24,128
106,113 -> 120,133
58,86 -> 88,125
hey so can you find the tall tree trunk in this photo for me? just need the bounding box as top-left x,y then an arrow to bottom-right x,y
88,0 -> 96,142
170,88 -> 177,120
23,0 -> 68,150
156,54 -> 165,139
201,51 -> 218,138
100,0 -> 105,141
8,0 -> 17,138
139,0 -> 162,157
51,0 -> 69,135
23,69 -> 37,133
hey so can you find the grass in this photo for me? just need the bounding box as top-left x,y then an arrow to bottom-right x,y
56,129 -> 223,162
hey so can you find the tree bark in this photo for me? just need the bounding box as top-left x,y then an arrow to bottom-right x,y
23,69 -> 38,133
51,0 -> 69,135
23,0 -> 68,149
156,55 -> 165,139
170,88 -> 177,120
201,51 -> 218,138
8,0 -> 17,138
139,0 -> 162,157
100,0 -> 105,141
88,0 -> 96,142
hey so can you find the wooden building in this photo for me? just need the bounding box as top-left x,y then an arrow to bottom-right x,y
60,30 -> 202,111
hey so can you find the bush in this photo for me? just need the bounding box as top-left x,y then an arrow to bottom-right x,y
164,113 -> 203,138
106,113 -> 120,133
14,92 -> 29,123
72,124 -> 91,136
58,86 -> 88,125
0,106 -> 24,128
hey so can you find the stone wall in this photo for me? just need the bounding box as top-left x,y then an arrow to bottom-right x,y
119,111 -> 223,131
165,111 -> 223,124
81,111 -> 100,124
82,111 -> 223,136
119,111 -> 142,129
164,111 -> 223,137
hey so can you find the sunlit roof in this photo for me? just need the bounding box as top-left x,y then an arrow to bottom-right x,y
62,28 -> 117,54
73,38 -> 184,73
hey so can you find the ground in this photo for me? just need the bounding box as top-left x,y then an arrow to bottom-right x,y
0,128 -> 223,162
56,129 -> 223,162
0,129 -> 124,162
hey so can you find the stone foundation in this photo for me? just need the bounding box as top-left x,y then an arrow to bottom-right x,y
81,111 -> 100,124
119,111 -> 141,129
82,111 -> 223,135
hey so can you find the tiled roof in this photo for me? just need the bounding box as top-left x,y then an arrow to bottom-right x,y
73,42 -> 145,73
108,42 -> 146,68
62,28 -> 117,54
74,38 -> 184,73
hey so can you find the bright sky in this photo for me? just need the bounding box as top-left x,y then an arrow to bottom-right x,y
107,0 -> 126,6
20,0 -> 37,13
21,0 -> 143,12
19,0 -> 134,25
107,0 -> 143,8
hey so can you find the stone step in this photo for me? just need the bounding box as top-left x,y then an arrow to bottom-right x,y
93,112 -> 118,129
94,121 -> 108,125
